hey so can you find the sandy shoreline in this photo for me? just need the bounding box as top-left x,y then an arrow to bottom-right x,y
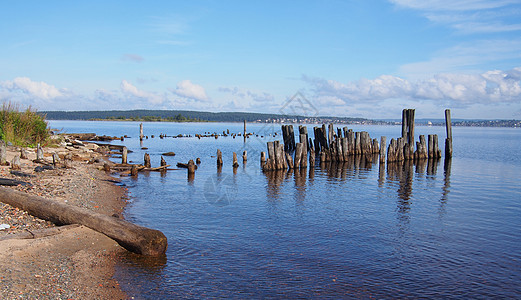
0,138 -> 130,299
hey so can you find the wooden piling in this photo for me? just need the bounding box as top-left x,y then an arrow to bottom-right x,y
144,153 -> 151,168
122,147 -> 128,164
217,149 -> 223,167
131,165 -> 138,177
139,123 -> 144,141
260,151 -> 266,166
160,156 -> 167,167
232,152 -> 239,167
242,151 -> 247,163
379,136 -> 386,164
294,143 -> 303,169
445,109 -> 453,159
187,159 -> 196,174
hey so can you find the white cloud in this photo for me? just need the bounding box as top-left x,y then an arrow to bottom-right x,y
391,0 -> 521,34
399,39 -> 521,78
219,86 -> 275,103
303,67 -> 521,107
2,77 -> 63,99
171,80 -> 208,101
120,80 -> 164,104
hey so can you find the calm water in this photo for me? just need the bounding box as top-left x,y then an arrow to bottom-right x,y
50,121 -> 521,299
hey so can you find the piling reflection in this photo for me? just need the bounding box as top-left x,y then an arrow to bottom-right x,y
262,155 -> 452,218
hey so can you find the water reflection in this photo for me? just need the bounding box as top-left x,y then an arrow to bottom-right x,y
262,156 -> 452,220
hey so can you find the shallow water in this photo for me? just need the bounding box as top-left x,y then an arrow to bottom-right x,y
50,121 -> 521,298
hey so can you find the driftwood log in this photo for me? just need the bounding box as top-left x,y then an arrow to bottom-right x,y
0,186 -> 167,256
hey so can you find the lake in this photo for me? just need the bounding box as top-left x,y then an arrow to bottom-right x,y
49,120 -> 521,299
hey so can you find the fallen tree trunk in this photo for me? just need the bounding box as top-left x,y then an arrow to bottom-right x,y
0,187 -> 167,256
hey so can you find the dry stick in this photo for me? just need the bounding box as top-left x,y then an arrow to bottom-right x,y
0,186 -> 167,256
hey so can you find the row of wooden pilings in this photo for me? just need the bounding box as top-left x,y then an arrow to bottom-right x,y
262,109 -> 453,171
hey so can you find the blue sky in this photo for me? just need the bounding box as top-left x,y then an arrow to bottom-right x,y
1,0 -> 520,119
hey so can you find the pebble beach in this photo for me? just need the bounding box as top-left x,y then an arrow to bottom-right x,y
0,137 -> 129,299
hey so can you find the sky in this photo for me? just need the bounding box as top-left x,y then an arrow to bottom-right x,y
1,0 -> 521,119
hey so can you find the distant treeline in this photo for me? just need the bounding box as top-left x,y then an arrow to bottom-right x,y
41,110 -> 296,122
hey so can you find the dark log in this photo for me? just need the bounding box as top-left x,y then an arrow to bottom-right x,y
162,152 -> 176,156
0,186 -> 167,256
0,178 -> 30,186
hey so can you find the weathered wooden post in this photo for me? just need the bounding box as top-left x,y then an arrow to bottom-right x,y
139,123 -> 144,141
243,120 -> 247,139
217,149 -> 223,167
0,141 -> 7,165
232,152 -> 239,167
196,157 -> 201,164
187,159 -> 196,174
122,147 -> 128,164
131,165 -> 138,177
11,155 -> 21,170
52,153 -> 60,167
242,150 -> 247,163
445,109 -> 453,159
144,153 -> 151,168
294,143 -> 303,169
20,148 -> 28,160
286,152 -> 294,169
160,156 -> 167,167
260,151 -> 266,166
36,144 -> 44,161
379,136 -> 386,164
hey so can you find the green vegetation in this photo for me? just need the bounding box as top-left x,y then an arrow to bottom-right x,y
0,102 -> 49,147
92,113 -> 204,122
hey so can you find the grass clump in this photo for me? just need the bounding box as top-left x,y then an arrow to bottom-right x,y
0,102 -> 49,147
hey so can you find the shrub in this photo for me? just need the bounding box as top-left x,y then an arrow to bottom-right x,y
0,102 -> 50,147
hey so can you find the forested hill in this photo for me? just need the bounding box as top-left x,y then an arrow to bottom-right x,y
40,110 -> 369,123
41,110 -> 289,122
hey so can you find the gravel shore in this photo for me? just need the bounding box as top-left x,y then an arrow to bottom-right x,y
0,140 -> 129,299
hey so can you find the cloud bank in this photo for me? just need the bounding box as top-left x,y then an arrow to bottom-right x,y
303,67 -> 521,106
